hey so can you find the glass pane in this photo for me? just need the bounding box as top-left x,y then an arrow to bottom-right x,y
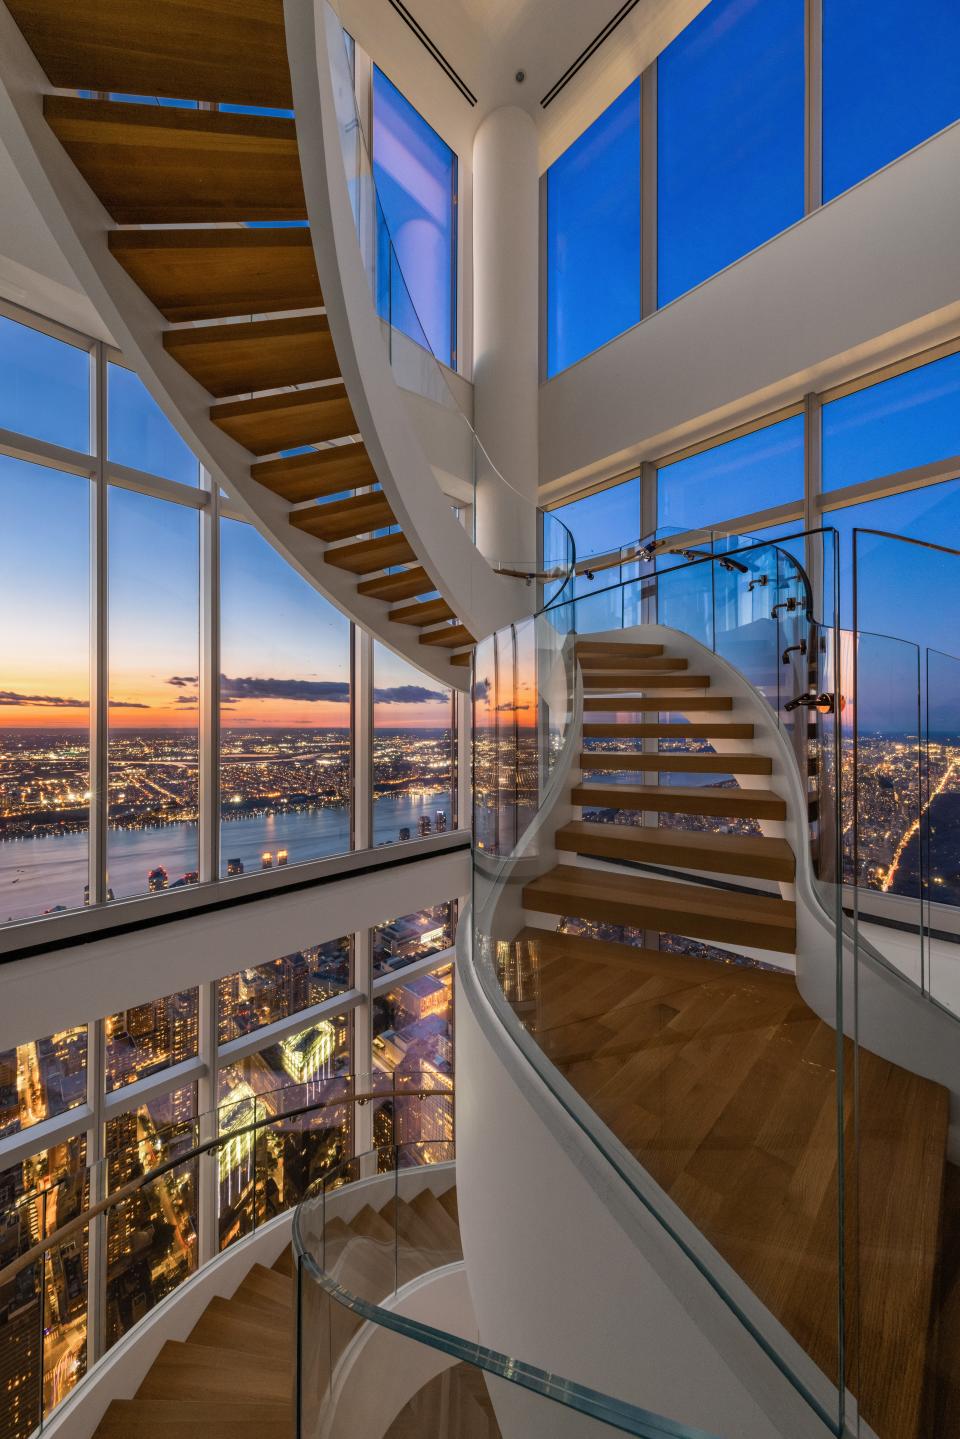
104,987 -> 199,1091
107,362 -> 200,485
658,415 -> 804,532
372,901 -> 457,980
219,519 -> 352,873
823,0 -> 960,201
0,456 -> 90,922
108,489 -> 199,899
926,649 -> 960,1013
553,476 -> 640,572
372,962 -> 454,1162
217,935 -> 353,1044
216,1012 -> 352,1249
657,0 -> 805,306
0,315 -> 90,452
373,66 -> 457,366
0,1135 -> 89,1425
546,81 -> 641,376
822,351 -> 960,494
104,1086 -> 198,1349
372,643 -> 455,846
0,1027 -> 87,1139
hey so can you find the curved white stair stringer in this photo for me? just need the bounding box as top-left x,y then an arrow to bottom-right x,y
285,0 -> 531,649
0,3 -> 485,687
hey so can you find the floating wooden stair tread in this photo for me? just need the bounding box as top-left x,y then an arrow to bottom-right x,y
212,383 -> 356,454
109,228 -> 322,324
324,532 -> 416,574
251,442 -> 375,502
94,1398 -> 293,1439
6,0 -> 293,108
44,97 -> 305,225
164,314 -> 338,398
556,819 -> 796,882
390,596 -> 456,626
576,641 -> 664,658
580,750 -> 772,775
583,720 -> 754,740
582,672 -> 712,690
583,695 -> 734,712
290,491 -> 394,541
356,565 -> 432,601
523,863 -> 796,952
420,623 -> 475,648
573,781 -> 786,820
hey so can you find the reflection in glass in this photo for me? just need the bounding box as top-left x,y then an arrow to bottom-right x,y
219,519 -> 352,874
0,316 -> 90,453
0,1027 -> 87,1141
0,457 -> 90,922
108,489 -> 200,899
107,363 -> 199,485
373,66 -> 457,366
104,1087 -> 198,1349
217,936 -> 353,1044
372,643 -> 455,847
546,81 -> 641,377
216,1013 -> 351,1249
657,0 -> 804,306
105,988 -> 199,1092
823,0 -> 960,201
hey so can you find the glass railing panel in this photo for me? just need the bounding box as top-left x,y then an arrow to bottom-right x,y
853,631 -> 923,987
925,647 -> 960,1015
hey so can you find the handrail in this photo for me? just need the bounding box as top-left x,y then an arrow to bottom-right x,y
0,1078 -> 450,1288
291,1141 -> 723,1439
853,525 -> 960,560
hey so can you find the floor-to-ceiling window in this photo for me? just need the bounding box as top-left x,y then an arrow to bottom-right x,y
372,66 -> 458,368
372,642 -> 456,847
822,0 -> 960,203
545,81 -> 641,377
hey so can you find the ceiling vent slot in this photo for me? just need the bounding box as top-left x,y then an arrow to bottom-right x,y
386,0 -> 478,106
540,0 -> 642,109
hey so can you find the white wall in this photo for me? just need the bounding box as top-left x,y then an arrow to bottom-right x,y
540,120 -> 960,499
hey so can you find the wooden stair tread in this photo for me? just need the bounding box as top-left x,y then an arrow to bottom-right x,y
94,1398 -> 292,1439
579,654 -> 689,671
7,0 -> 293,108
164,314 -> 338,398
583,695 -> 734,712
212,383 -> 356,454
583,720 -> 753,739
45,96 -> 305,225
438,1186 -> 459,1225
523,864 -> 796,953
272,1246 -> 294,1278
582,672 -> 712,690
450,650 -> 473,667
556,820 -> 795,882
420,623 -> 474,648
109,228 -> 322,324
580,750 -> 772,775
389,596 -> 455,626
325,532 -> 416,574
234,1263 -> 292,1310
290,492 -> 395,541
357,565 -> 432,601
573,781 -> 786,820
575,641 -> 664,657
138,1341 -> 291,1402
251,442 -> 376,502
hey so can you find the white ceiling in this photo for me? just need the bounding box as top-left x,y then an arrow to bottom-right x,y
343,0 -> 708,167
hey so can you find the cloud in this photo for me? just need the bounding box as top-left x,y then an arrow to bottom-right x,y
109,699 -> 150,709
176,695 -> 199,705
496,702 -> 530,712
167,675 -> 198,688
472,679 -> 491,703
373,685 -> 447,705
0,690 -> 87,709
220,675 -> 351,704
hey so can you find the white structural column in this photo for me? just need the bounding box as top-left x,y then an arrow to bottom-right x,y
472,106 -> 540,568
